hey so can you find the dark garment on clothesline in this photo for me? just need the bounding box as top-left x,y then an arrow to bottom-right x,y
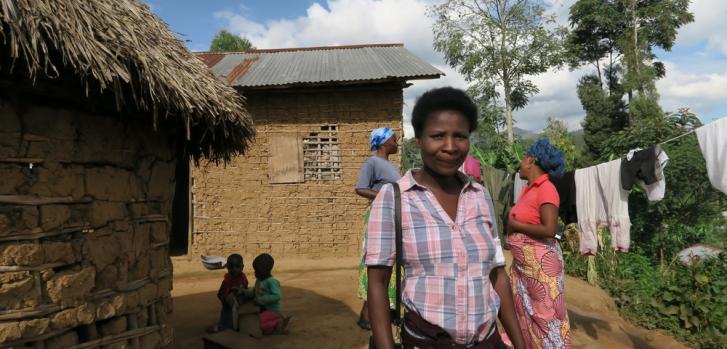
480,164 -> 514,243
549,171 -> 578,225
620,145 -> 660,190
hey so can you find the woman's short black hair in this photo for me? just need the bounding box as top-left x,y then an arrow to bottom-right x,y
411,87 -> 478,138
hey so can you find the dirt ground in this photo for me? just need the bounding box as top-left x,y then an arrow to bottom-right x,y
169,255 -> 689,349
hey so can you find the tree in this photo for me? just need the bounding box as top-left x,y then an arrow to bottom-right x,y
466,87 -> 526,172
567,0 -> 693,112
577,74 -> 628,161
541,117 -> 579,170
568,0 -> 692,160
431,0 -> 566,144
401,138 -> 422,172
209,30 -> 255,52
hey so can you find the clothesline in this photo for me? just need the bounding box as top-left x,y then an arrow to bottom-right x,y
480,116 -> 726,257
658,116 -> 727,145
659,128 -> 696,145
497,118 -> 719,175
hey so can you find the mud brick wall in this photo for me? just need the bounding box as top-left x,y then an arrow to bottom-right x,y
192,85 -> 403,258
0,97 -> 176,348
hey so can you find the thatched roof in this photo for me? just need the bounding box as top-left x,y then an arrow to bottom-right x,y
0,0 -> 254,162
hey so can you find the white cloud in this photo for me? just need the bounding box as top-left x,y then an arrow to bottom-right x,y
657,62 -> 727,117
544,0 -> 575,27
215,0 -> 725,136
215,0 -> 456,138
518,67 -> 589,131
706,36 -> 727,56
677,0 -> 727,51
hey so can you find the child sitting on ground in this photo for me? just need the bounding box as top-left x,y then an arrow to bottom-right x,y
207,253 -> 248,333
241,253 -> 291,334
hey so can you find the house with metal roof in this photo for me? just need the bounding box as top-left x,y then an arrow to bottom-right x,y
191,44 -> 442,258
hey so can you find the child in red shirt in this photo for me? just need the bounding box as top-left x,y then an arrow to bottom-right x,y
207,254 -> 248,333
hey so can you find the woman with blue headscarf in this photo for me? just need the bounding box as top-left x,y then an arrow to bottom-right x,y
507,138 -> 571,348
355,127 -> 400,330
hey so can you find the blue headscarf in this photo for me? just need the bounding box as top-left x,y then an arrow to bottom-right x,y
370,127 -> 395,151
527,138 -> 565,177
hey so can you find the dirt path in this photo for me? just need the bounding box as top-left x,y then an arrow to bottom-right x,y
169,256 -> 688,349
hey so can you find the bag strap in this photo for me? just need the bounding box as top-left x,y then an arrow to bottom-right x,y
392,183 -> 402,325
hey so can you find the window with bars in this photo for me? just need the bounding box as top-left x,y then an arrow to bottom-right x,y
303,125 -> 342,181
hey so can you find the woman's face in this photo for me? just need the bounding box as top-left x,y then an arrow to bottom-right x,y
416,110 -> 470,177
384,134 -> 398,155
519,154 -> 536,179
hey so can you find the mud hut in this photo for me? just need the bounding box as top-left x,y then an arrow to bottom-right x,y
0,0 -> 253,348
192,44 -> 441,258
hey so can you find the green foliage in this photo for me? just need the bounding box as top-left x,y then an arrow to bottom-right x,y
567,0 -> 694,95
577,74 -> 628,161
561,105 -> 726,347
563,241 -> 726,349
570,0 -> 694,159
566,0 -> 623,70
209,30 -> 255,52
652,255 -> 727,347
540,117 -> 580,170
601,108 -> 701,156
466,87 -> 526,172
401,138 -> 421,172
431,0 -> 566,142
562,3 -> 722,346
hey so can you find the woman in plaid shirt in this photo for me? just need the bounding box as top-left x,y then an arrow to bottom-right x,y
365,87 -> 525,349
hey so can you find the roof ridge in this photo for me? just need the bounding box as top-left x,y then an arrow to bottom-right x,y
194,43 -> 404,55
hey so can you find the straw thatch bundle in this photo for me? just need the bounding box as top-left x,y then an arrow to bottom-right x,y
0,0 -> 254,162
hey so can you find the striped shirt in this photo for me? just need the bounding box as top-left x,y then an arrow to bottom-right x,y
364,170 -> 506,345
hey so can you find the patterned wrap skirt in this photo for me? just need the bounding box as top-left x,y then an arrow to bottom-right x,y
508,233 -> 571,349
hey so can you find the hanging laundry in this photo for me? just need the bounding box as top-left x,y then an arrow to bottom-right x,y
696,117 -> 727,195
460,154 -> 482,181
481,164 -> 514,243
637,148 -> 669,201
549,171 -> 577,225
626,148 -> 642,161
597,159 -> 631,252
620,145 -> 661,190
574,166 -> 605,256
512,172 -> 527,204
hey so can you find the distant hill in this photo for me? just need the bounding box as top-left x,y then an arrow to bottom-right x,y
570,129 -> 586,150
513,127 -> 537,140
505,127 -> 585,151
513,127 -> 587,152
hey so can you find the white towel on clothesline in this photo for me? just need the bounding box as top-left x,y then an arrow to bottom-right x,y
696,117 -> 727,195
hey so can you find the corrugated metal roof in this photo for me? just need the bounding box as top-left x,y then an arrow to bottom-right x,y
196,44 -> 443,88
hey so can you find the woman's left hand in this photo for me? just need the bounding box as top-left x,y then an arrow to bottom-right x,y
507,216 -> 519,234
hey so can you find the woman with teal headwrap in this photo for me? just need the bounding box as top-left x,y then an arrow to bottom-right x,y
355,127 -> 400,330
507,138 -> 570,348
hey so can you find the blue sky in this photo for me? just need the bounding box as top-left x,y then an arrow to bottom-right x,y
146,0 -> 322,52
145,0 -> 727,136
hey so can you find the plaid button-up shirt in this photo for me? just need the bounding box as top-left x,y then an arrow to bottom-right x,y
364,171 -> 506,345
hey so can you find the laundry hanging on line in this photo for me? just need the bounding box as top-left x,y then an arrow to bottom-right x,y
621,145 -> 669,202
480,164 -> 515,243
509,144 -> 670,256
493,116 -> 725,256
548,171 -> 577,225
696,116 -> 727,195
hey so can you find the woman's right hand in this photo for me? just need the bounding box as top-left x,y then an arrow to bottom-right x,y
367,266 -> 396,349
